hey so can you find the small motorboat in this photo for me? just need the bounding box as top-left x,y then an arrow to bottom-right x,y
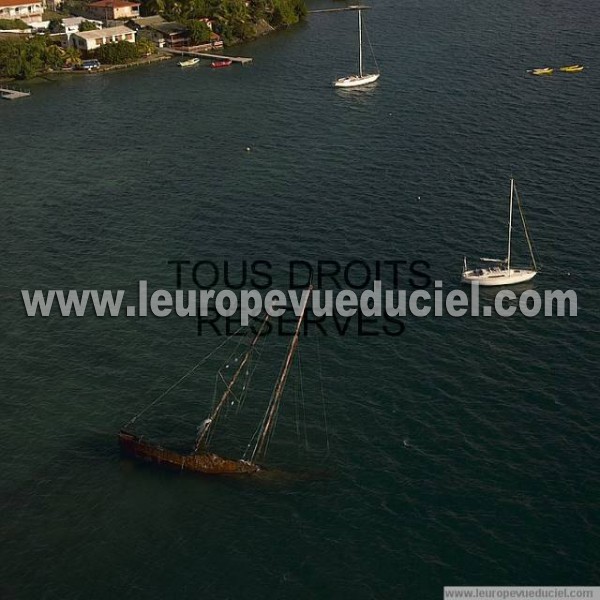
211,59 -> 232,68
179,57 -> 200,67
530,67 -> 554,76
560,64 -> 584,73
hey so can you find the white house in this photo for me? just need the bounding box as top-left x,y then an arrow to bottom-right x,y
0,0 -> 43,23
61,16 -> 103,46
71,24 -> 135,51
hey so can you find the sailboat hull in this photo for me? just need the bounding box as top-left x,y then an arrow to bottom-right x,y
461,268 -> 537,286
118,431 -> 261,475
334,73 -> 380,88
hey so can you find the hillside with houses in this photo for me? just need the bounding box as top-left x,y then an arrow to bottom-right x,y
0,0 -> 306,79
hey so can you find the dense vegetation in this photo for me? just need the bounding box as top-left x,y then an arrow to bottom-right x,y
95,39 -> 155,64
79,20 -> 99,32
184,19 -> 212,45
0,36 -> 80,79
0,18 -> 29,29
142,0 -> 307,44
0,0 -> 306,79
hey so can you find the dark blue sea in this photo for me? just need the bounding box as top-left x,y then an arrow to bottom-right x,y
1,0 -> 599,598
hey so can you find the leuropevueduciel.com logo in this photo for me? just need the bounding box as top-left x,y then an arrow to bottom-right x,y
20,259 -> 577,336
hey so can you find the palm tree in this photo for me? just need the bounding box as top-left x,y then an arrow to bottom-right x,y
136,38 -> 155,57
44,43 -> 64,70
144,0 -> 166,16
63,46 -> 82,67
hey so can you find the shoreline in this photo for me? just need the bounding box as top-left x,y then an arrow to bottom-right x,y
0,17 -> 302,86
53,52 -> 172,75
0,52 -> 174,85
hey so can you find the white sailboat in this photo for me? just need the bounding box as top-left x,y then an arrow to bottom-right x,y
334,6 -> 380,88
462,178 -> 538,286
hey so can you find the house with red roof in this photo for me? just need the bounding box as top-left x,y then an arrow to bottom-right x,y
87,0 -> 140,22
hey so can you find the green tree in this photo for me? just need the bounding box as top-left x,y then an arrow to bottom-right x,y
63,46 -> 82,66
178,0 -> 209,19
270,0 -> 305,27
135,38 -> 155,56
96,40 -> 140,64
185,19 -> 211,45
79,20 -> 99,32
0,36 -> 62,79
212,0 -> 250,44
249,0 -> 270,21
44,43 -> 64,70
0,39 -> 25,78
48,18 -> 64,33
138,0 -> 306,43
142,0 -> 165,15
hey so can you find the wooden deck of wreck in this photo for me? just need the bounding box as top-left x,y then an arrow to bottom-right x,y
163,48 -> 253,64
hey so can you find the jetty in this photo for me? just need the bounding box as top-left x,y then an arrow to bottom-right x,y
1,87 -> 31,100
162,48 -> 252,65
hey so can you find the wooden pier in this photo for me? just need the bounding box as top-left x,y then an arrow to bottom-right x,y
1,87 -> 31,100
163,48 -> 252,65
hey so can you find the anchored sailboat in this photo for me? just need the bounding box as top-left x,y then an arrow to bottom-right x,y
334,5 -> 380,88
462,179 -> 539,286
119,288 -> 313,475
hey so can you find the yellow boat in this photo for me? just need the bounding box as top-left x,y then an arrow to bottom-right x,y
531,67 -> 554,76
560,64 -> 584,73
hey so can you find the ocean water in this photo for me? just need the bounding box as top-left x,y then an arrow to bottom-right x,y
1,0 -> 599,598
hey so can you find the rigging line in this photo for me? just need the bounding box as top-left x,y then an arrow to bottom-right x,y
240,358 -> 270,458
209,330 -> 248,413
195,315 -> 271,452
236,369 -> 253,413
216,332 -> 250,388
245,396 -> 272,461
234,357 -> 251,414
250,286 -> 312,462
263,390 -> 288,459
204,339 -> 250,442
315,332 -> 330,454
237,338 -> 266,414
294,358 -> 301,443
123,326 -> 245,428
206,365 -> 251,447
253,343 -> 292,460
297,346 -> 309,452
515,185 -> 540,271
363,16 -> 380,73
250,345 -> 289,459
243,418 -> 263,461
241,352 -> 270,458
208,372 -> 220,423
252,380 -> 280,460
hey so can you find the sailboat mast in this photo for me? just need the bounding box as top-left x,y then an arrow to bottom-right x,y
194,315 -> 269,452
358,9 -> 363,77
507,178 -> 514,273
251,286 -> 312,463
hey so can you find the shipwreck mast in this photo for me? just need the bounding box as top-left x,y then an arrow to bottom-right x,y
250,286 -> 313,463
194,315 -> 270,453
